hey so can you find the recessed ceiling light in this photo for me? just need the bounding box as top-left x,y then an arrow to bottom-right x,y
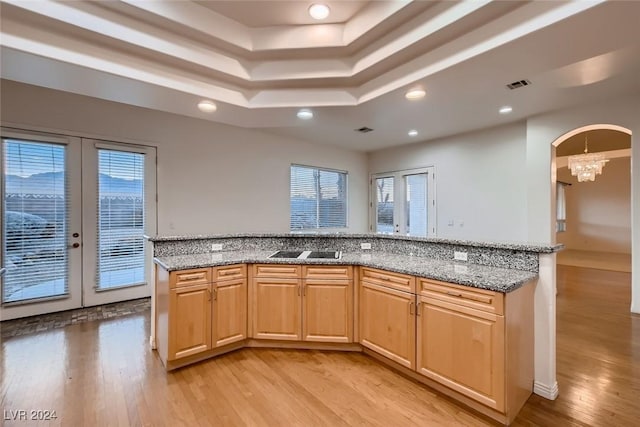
297,108 -> 314,120
308,4 -> 330,20
408,130 -> 418,137
499,106 -> 513,114
197,100 -> 217,113
405,87 -> 426,100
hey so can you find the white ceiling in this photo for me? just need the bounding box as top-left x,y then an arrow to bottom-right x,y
2,0 -> 640,152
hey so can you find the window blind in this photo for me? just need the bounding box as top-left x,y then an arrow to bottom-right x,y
97,149 -> 145,289
375,176 -> 394,234
290,165 -> 347,230
406,173 -> 428,237
2,139 -> 69,303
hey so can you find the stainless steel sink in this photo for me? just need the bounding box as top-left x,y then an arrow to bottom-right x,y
268,250 -> 341,259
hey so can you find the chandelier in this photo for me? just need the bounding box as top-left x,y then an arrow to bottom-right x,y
568,135 -> 608,182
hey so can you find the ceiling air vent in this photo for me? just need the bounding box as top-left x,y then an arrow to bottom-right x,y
506,79 -> 531,90
355,127 -> 374,133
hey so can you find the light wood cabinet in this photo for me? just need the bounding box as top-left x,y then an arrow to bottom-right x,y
213,265 -> 247,347
157,260 -> 532,424
360,267 -> 415,293
252,277 -> 302,340
168,283 -> 212,361
251,264 -> 353,343
359,280 -> 416,369
303,278 -> 352,343
415,278 -> 533,421
157,265 -> 248,366
417,294 -> 505,410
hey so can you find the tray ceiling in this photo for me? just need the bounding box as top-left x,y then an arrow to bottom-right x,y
2,0 -> 640,151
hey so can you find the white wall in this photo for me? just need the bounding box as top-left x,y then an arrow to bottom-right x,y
369,122 -> 528,242
0,80 -> 369,235
557,156 -> 631,254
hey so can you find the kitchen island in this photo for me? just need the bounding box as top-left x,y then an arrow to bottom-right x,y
149,233 -> 560,425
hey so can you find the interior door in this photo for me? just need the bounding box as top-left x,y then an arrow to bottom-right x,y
81,140 -> 156,307
0,131 -> 82,320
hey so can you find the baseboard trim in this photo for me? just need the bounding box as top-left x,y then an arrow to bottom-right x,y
533,381 -> 559,400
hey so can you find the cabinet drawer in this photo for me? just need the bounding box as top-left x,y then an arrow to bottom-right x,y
253,264 -> 301,278
170,268 -> 211,288
418,279 -> 503,315
360,267 -> 415,293
214,264 -> 246,281
303,265 -> 353,280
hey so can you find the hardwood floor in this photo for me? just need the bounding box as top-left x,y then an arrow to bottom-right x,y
1,265 -> 638,426
557,249 -> 631,273
514,265 -> 638,426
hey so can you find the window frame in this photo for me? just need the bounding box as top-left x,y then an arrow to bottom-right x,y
289,163 -> 349,231
370,166 -> 436,237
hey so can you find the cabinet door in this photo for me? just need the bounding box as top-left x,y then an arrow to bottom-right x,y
359,281 -> 415,369
252,278 -> 301,340
168,284 -> 212,361
417,296 -> 505,411
213,278 -> 247,347
303,279 -> 352,343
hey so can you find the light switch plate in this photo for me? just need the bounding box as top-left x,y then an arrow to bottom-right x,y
454,251 -> 468,261
360,242 -> 372,250
211,243 -> 223,251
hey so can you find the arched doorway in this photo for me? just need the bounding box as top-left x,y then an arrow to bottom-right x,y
546,124 -> 635,421
552,125 -> 632,273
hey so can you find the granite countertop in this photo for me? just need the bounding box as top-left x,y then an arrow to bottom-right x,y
0,267 -> 6,277
145,232 -> 562,253
154,250 -> 537,293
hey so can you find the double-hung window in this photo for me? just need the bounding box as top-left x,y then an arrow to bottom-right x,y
290,165 -> 347,230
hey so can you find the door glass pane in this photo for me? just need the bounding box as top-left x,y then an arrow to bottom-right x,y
375,177 -> 394,234
97,149 -> 145,290
405,173 -> 428,237
2,139 -> 68,303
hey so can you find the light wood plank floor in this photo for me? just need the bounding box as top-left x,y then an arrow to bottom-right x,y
557,249 -> 631,273
1,266 -> 638,426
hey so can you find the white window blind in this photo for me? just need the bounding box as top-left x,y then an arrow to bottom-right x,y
375,176 -> 394,234
406,173 -> 428,237
97,149 -> 145,289
290,165 -> 347,230
2,139 -> 69,303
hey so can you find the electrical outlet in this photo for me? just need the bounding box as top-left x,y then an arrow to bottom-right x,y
360,242 -> 372,250
211,243 -> 223,251
454,251 -> 468,261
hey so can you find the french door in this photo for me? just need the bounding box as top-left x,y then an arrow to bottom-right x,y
1,130 -> 156,320
1,131 -> 82,319
371,167 -> 436,237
